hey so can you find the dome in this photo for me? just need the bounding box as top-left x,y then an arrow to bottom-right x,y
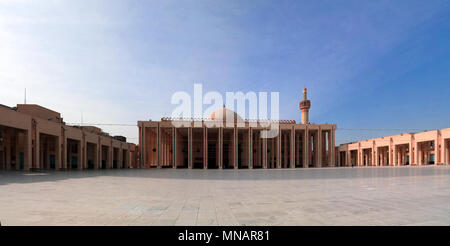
208,107 -> 244,123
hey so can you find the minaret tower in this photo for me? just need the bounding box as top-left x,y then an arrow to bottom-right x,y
299,88 -> 311,124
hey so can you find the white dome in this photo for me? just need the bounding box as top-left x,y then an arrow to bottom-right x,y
208,107 -> 244,123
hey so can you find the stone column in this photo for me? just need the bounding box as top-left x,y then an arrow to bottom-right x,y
263,136 -> 267,169
23,129 -> 31,171
277,129 -> 282,169
108,143 -> 113,169
435,138 -> 439,165
78,140 -> 83,170
188,127 -> 192,169
157,125 -> 161,168
219,127 -> 223,169
331,130 -> 336,167
249,128 -> 253,169
5,132 -> 11,170
373,143 -> 377,166
446,139 -> 449,165
415,142 -> 421,166
444,139 -> 448,165
346,150 -> 350,167
119,145 -> 124,169
388,140 -> 394,166
303,130 -> 308,168
283,132 -> 286,168
317,129 -> 322,167
14,133 -> 20,170
173,128 -> 177,169
62,133 -> 67,170
204,127 -> 207,169
97,139 -> 101,169
393,145 -> 398,166
233,125 -> 239,169
289,127 -> 295,168
35,130 -> 41,169
327,131 -> 332,167
141,126 -> 145,168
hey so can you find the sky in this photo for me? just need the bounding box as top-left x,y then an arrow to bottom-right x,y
1,0 -> 449,144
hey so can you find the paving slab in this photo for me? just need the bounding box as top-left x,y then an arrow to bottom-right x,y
1,166 -> 450,226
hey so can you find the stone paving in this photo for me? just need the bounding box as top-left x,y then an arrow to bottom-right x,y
1,166 -> 450,226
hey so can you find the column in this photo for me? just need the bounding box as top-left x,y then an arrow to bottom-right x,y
393,145 -> 398,166
294,131 -> 299,167
5,132 -> 11,170
358,147 -> 362,166
435,138 -> 439,165
204,127 -> 207,169
283,131 -> 287,168
416,142 -> 421,165
355,150 -> 358,166
62,136 -> 67,170
303,130 -> 308,168
373,144 -> 377,166
388,141 -> 393,166
125,147 -> 129,168
188,127 -> 192,169
108,143 -> 112,169
219,127 -> 223,169
157,125 -> 160,168
375,147 -> 379,166
36,131 -> 41,169
408,142 -> 412,165
14,134 -> 20,170
290,129 -> 295,168
249,128 -> 253,169
271,135 -> 275,168
446,138 -> 449,165
119,146 -> 123,169
78,140 -> 83,170
331,130 -> 336,167
173,128 -> 177,169
141,126 -> 145,168
23,130 -> 31,171
329,132 -> 333,166
97,139 -> 101,169
160,135 -> 163,167
263,137 -> 267,169
346,150 -> 350,166
444,139 -> 448,165
317,129 -> 322,167
278,129 -> 282,169
233,126 -> 238,169
63,136 -> 68,170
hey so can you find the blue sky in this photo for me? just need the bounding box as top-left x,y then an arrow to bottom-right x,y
1,0 -> 449,144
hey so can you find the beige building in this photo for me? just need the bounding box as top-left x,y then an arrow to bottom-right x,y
138,89 -> 337,169
0,104 -> 137,171
337,128 -> 450,166
3,89 -> 448,172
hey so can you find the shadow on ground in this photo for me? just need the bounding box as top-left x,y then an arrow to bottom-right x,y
1,166 -> 449,185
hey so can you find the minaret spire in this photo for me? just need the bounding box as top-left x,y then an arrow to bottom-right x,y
299,88 -> 311,124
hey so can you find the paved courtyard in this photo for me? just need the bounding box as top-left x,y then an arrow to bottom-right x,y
1,166 -> 450,226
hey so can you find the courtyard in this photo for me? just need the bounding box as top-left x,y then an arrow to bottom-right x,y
0,166 -> 449,226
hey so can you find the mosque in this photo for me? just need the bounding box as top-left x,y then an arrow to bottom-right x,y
137,88 -> 337,169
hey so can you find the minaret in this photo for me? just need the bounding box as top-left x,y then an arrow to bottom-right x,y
299,88 -> 311,124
